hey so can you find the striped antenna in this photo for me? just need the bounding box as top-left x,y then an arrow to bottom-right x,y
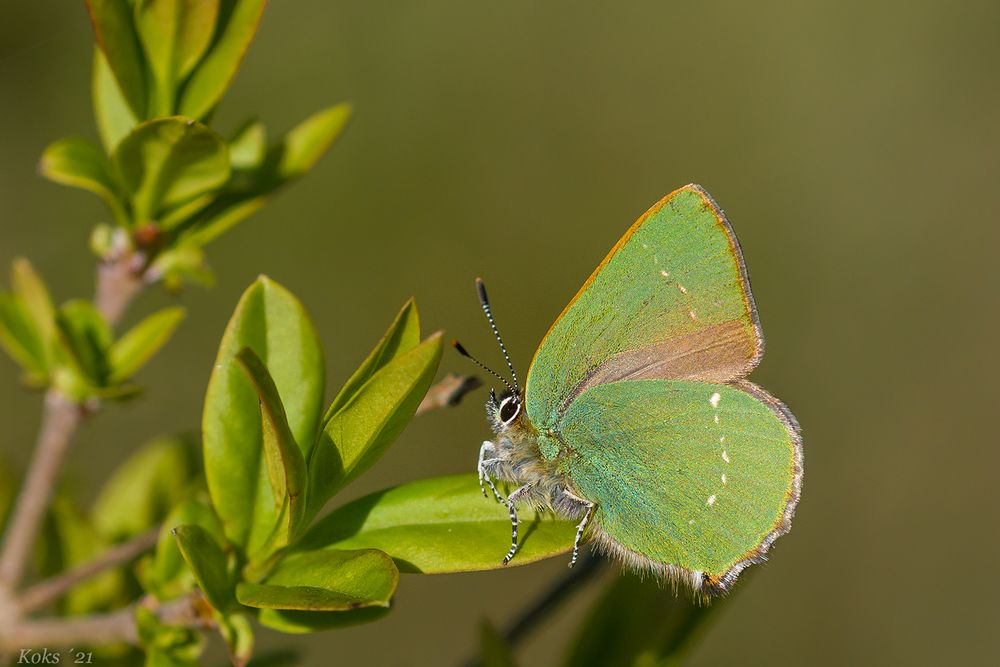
475,277 -> 521,394
453,340 -> 516,396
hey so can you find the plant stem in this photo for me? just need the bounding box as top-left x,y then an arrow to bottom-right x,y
95,255 -> 144,326
0,391 -> 83,604
0,591 -> 212,652
5,607 -> 140,649
18,528 -> 160,615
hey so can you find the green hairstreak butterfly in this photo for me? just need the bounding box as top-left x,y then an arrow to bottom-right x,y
457,184 -> 802,595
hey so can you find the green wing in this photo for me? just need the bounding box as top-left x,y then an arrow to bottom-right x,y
558,379 -> 801,593
525,185 -> 761,429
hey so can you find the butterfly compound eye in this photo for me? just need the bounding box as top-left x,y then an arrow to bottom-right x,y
498,396 -> 521,424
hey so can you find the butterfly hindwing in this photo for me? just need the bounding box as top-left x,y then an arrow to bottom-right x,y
557,378 -> 802,592
525,184 -> 762,429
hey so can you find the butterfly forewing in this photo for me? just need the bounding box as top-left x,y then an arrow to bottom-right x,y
524,185 -> 762,429
558,379 -> 801,591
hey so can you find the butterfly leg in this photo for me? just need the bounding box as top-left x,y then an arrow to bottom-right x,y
502,483 -> 534,565
554,487 -> 595,568
478,441 -> 506,503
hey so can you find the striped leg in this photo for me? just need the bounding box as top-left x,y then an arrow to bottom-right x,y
556,487 -> 595,568
502,484 -> 534,565
477,441 -> 505,503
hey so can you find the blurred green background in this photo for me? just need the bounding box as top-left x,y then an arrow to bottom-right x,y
2,0 -> 997,664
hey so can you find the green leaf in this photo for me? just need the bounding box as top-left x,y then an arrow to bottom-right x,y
149,242 -> 215,290
561,572 -> 718,667
89,223 -> 115,258
54,299 -> 113,387
308,333 -> 442,514
136,606 -> 205,667
93,48 -> 139,152
0,292 -> 48,384
86,0 -> 148,118
203,276 -> 324,555
256,606 -> 389,635
323,299 -> 420,424
91,435 -> 198,540
38,137 -> 127,226
135,0 -> 220,116
113,117 -> 230,222
235,347 -> 308,552
145,648 -> 200,667
271,105 -> 352,182
146,496 -> 224,599
179,0 -> 268,119
174,524 -> 234,611
229,119 -> 266,170
480,620 -> 518,667
175,105 -> 350,249
219,612 -> 254,667
108,306 -> 186,383
178,194 -> 265,248
158,193 -> 214,230
10,258 -> 56,367
297,474 -> 576,574
236,549 -> 397,611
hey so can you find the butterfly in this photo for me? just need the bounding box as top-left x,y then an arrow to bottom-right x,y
456,184 -> 802,595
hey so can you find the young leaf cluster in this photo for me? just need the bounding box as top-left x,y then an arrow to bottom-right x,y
3,1 -> 351,402
0,259 -> 182,401
39,0 -> 350,291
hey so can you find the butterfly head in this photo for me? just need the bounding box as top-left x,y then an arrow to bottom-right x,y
486,387 -> 523,432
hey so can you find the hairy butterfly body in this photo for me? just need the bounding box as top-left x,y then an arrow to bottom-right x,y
465,184 -> 802,595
